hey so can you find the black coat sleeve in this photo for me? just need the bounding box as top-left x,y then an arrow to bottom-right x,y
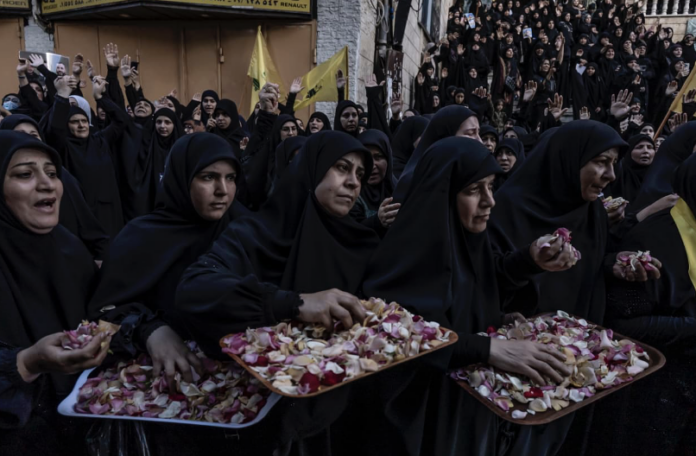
366,86 -> 392,140
106,67 -> 126,111
242,110 -> 277,209
37,65 -> 57,103
19,84 -> 49,122
46,96 -> 71,157
96,97 -> 128,145
0,346 -> 36,429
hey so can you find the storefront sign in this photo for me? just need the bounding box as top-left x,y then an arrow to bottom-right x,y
42,0 -> 311,15
1,0 -> 30,9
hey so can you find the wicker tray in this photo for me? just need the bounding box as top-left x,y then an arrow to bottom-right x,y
221,330 -> 458,398
457,316 -> 666,425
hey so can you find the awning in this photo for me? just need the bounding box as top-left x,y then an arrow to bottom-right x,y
40,0 -> 313,20
0,0 -> 31,14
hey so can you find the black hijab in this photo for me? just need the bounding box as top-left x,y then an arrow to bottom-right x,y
493,137 -> 526,191
583,62 -> 604,110
618,153 -> 696,315
357,129 -> 396,210
88,133 -> 243,324
266,115 -> 300,185
0,115 -> 110,259
393,106 -> 477,202
200,90 -> 219,124
176,131 -> 380,343
489,121 -> 627,323
306,111 -> 332,136
0,131 -> 96,393
391,116 -> 430,179
607,134 -> 654,204
274,135 -> 307,184
630,122 -> 696,214
150,107 -> 184,177
333,100 -> 360,136
212,99 -> 246,151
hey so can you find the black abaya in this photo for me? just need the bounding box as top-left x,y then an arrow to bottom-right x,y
393,106 -> 476,202
606,134 -> 654,205
391,116 -> 429,179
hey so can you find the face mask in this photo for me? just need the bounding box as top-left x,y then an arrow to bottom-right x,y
3,101 -> 19,111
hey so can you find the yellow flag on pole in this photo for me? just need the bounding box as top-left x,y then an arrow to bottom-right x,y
293,46 -> 349,111
655,69 -> 696,137
247,26 -> 285,114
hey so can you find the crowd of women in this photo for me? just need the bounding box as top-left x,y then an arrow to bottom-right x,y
1,0 -> 695,455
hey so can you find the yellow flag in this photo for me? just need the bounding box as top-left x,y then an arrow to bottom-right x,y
666,69 -> 696,115
247,26 -> 285,114
293,47 -> 349,111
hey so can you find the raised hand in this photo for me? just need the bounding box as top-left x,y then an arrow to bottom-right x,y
131,68 -> 141,90
668,112 -> 688,131
610,89 -> 633,119
259,82 -> 280,113
547,93 -> 568,120
473,87 -> 488,99
579,106 -> 590,120
366,73 -> 385,88
28,54 -> 44,68
120,55 -> 132,79
239,136 -> 249,151
336,69 -> 346,89
523,81 -> 537,102
290,76 -> 304,94
683,88 -> 696,106
192,92 -> 202,102
457,43 -> 465,55
630,113 -> 644,126
666,80 -> 679,96
92,76 -> 108,100
391,93 -> 403,118
104,42 -> 120,69
16,59 -> 28,75
168,88 -> 178,100
378,197 -> 401,228
86,59 -> 95,81
54,76 -> 72,98
72,53 -> 83,76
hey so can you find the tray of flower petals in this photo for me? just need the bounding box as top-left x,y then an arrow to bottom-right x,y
451,311 -> 665,425
220,298 -> 458,398
58,342 -> 280,428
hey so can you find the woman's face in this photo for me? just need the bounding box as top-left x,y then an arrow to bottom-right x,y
13,123 -> 42,141
579,148 -> 618,201
432,95 -> 441,108
4,149 -> 63,234
280,121 -> 298,141
636,16 -> 643,25
540,59 -> 551,73
68,114 -> 90,139
367,146 -> 388,186
214,110 -> 232,130
623,40 -> 632,52
503,130 -> 518,139
457,117 -> 482,142
202,97 -> 217,115
134,100 -> 153,118
455,92 -> 466,104
473,44 -> 480,52
630,140 -> 656,166
314,152 -> 365,217
548,20 -> 555,29
156,116 -> 174,138
495,147 -> 517,172
675,61 -> 685,73
606,48 -> 615,59
506,35 -> 514,44
189,160 -> 237,221
505,48 -> 514,58
673,46 -> 683,58
309,117 -> 324,133
482,134 -> 497,152
656,136 -> 665,150
340,107 -> 359,133
457,174 -> 496,233
640,125 -> 654,137
469,68 -> 478,79
540,34 -> 549,44
29,83 -> 44,102
586,65 -> 596,76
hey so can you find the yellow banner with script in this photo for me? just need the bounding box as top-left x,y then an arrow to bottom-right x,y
42,0 -> 311,15
159,0 -> 311,13
293,47 -> 349,110
0,0 -> 30,9
41,0 -> 127,15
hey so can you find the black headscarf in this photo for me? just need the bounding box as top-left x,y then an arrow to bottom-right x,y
489,121 -> 627,323
333,100 -> 360,136
0,114 -> 110,259
212,99 -> 246,152
357,129 -> 396,210
630,122 -> 696,214
607,134 -> 654,204
274,135 -> 307,184
306,111 -> 332,136
617,153 -> 696,314
583,62 -> 605,111
176,131 -> 380,344
200,90 -> 219,125
88,133 -> 244,328
0,131 -> 96,393
150,108 -> 184,176
361,137 -> 503,455
266,115 -> 300,185
391,116 -> 430,179
493,137 -> 526,191
393,106 -> 477,202
480,124 -> 499,145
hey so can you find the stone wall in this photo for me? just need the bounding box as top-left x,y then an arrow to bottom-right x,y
24,17 -> 54,53
645,15 -> 695,41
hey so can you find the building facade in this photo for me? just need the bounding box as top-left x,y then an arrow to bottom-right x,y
0,0 -> 453,121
